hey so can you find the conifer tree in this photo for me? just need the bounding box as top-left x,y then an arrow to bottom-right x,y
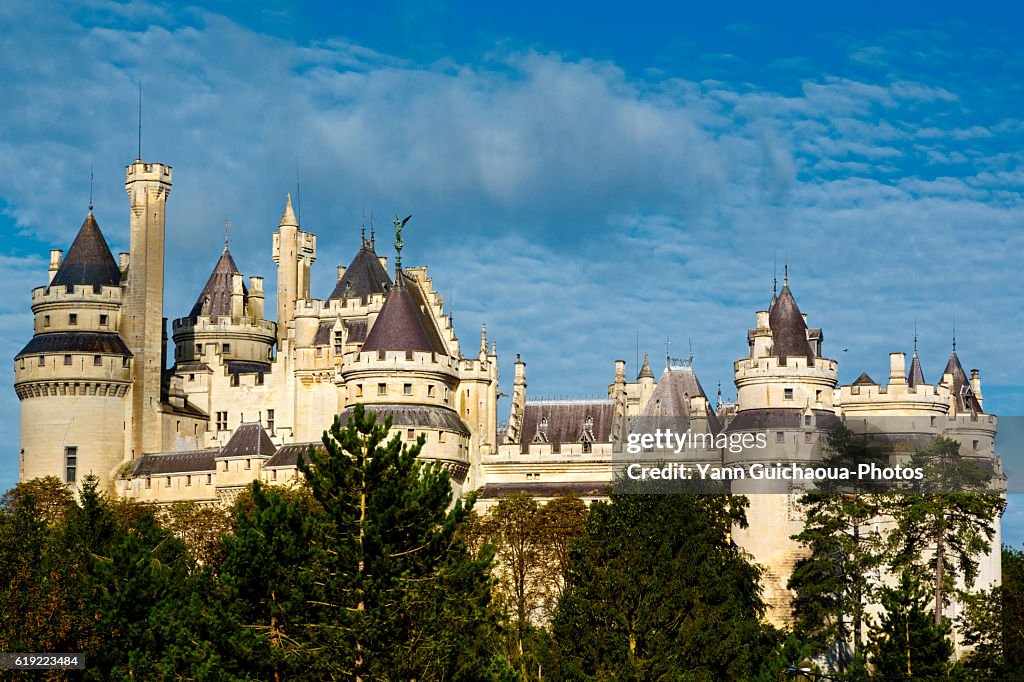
867,570 -> 954,679
789,426 -> 889,668
297,403 -> 505,680
551,492 -> 777,680
889,436 -> 1004,625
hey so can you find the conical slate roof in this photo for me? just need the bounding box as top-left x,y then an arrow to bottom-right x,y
907,352 -> 926,388
769,284 -> 815,364
188,248 -> 246,319
49,212 -> 122,292
942,351 -> 981,413
328,243 -> 392,302
637,352 -> 654,380
362,285 -> 439,355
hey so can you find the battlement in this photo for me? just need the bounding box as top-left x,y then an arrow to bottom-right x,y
15,352 -> 132,387
125,160 -> 172,183
344,349 -> 461,378
172,315 -> 277,336
32,283 -> 123,308
735,354 -> 838,380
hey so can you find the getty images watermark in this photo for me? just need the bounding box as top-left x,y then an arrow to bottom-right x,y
622,428 -> 924,484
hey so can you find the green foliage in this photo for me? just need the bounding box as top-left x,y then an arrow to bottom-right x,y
889,436 -> 1004,622
960,545 -> 1024,677
550,492 -> 778,680
867,570 -> 955,679
294,403 -> 505,680
789,426 -> 889,668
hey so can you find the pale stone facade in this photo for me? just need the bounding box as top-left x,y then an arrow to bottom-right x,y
15,159 -> 1003,646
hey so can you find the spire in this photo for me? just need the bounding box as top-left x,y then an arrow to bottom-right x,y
771,255 -> 778,308
88,162 -> 94,213
638,352 -> 654,380
393,214 -> 411,285
49,212 -> 122,292
327,235 -> 391,302
224,219 -> 231,252
768,273 -> 815,365
480,322 -> 488,356
188,247 -> 245,319
279,193 -> 298,228
908,350 -> 926,389
361,286 -> 438,355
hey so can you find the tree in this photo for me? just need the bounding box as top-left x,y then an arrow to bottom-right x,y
551,492 -> 778,680
889,436 -> 1004,625
536,494 -> 588,620
789,426 -> 889,668
160,500 -> 233,565
867,570 -> 955,679
0,475 -> 75,524
960,545 -> 1024,678
297,403 -> 505,680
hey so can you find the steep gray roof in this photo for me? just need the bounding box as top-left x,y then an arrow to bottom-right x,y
264,442 -> 326,469
853,371 -> 875,386
480,482 -> 610,499
640,365 -> 721,433
188,248 -> 246,320
907,352 -> 926,388
724,408 -> 842,433
942,352 -> 982,413
328,243 -> 392,302
132,450 -> 216,476
49,212 -> 122,292
219,422 -> 276,457
769,284 -> 815,365
519,400 -> 614,454
362,283 -> 443,356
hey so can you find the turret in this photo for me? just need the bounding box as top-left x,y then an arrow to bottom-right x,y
124,159 -> 172,457
272,194 -> 316,345
16,210 -> 132,492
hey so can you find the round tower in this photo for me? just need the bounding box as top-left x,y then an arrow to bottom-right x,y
171,243 -> 276,367
14,211 -> 132,493
339,271 -> 472,492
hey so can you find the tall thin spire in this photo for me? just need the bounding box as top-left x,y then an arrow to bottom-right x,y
137,80 -> 142,161
393,214 -> 411,285
783,259 -> 789,287
88,162 -> 94,212
295,158 -> 302,226
772,254 -> 778,302
914,317 -> 918,354
952,316 -> 957,353
224,219 -> 231,252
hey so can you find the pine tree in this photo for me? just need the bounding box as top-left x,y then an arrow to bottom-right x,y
789,426 -> 889,668
550,492 -> 778,680
867,570 -> 954,679
889,436 -> 1004,625
297,403 -> 504,680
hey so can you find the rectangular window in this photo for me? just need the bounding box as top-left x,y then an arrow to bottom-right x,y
122,357 -> 129,367
186,475 -> 192,486
64,446 -> 77,483
804,433 -> 812,444
145,477 -> 151,489
230,374 -> 239,387
196,344 -> 203,355
815,390 -> 822,402
99,314 -> 108,326
973,440 -> 979,450
403,383 -> 413,396
245,459 -> 251,470
804,415 -> 811,426
216,411 -> 228,431
222,343 -> 231,354
784,388 -> 794,400
315,347 -> 323,358
267,409 -> 275,432
378,383 -> 387,396
43,315 -> 50,327
189,373 -> 195,381
439,431 -> 445,443
64,354 -> 72,365
427,385 -> 435,398
407,429 -> 415,440
68,313 -> 77,325
271,469 -> 278,481
776,431 -> 785,443
38,355 -> 45,366
166,476 -> 171,487
355,384 -> 363,397
93,355 -> 102,366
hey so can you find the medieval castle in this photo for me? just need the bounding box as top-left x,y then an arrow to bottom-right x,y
14,156 -> 1004,628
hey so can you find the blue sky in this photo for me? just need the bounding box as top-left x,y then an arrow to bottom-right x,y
1,0 -> 1022,545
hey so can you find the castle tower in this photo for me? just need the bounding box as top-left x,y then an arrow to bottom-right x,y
15,211 -> 132,492
123,159 -> 172,457
727,275 -> 839,627
171,243 -> 277,367
272,194 -> 316,346
339,264 -> 473,492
